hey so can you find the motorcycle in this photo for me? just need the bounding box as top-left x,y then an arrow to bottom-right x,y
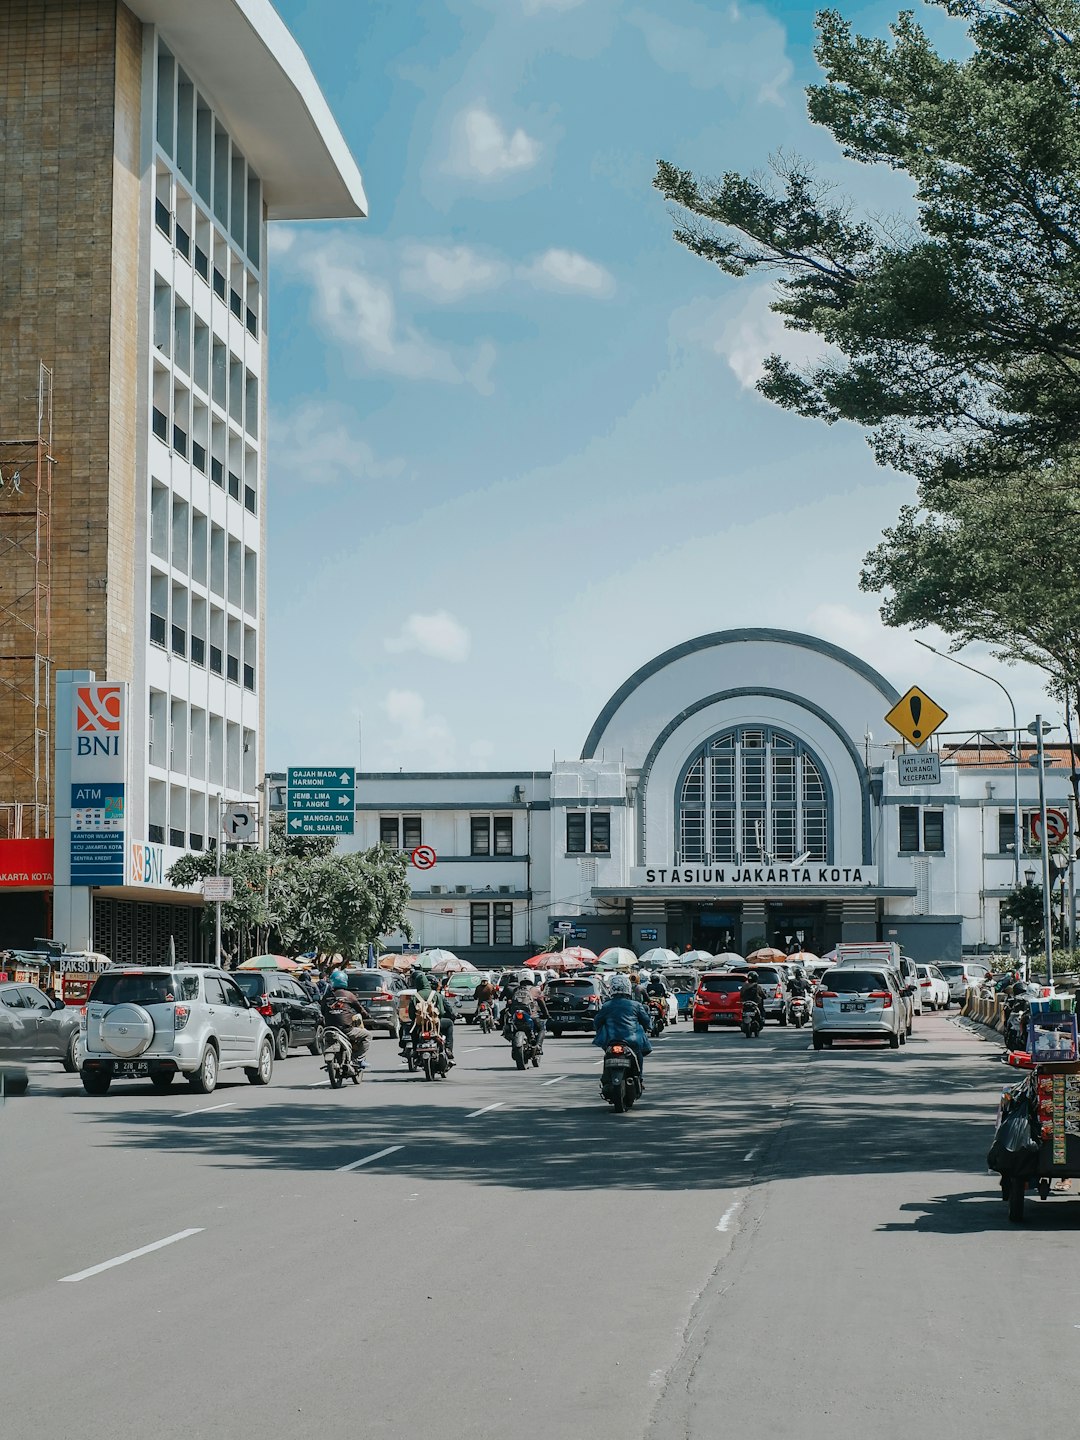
507,1009 -> 542,1070
788,994 -> 810,1029
1004,997 -> 1030,1052
600,1041 -> 642,1112
414,1027 -> 450,1081
741,1002 -> 764,1039
322,1027 -> 365,1088
476,1000 -> 495,1035
647,996 -> 668,1038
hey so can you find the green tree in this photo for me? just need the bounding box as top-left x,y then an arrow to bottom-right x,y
655,0 -> 1080,489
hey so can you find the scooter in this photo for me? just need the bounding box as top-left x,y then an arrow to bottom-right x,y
600,1042 -> 642,1112
414,1027 -> 450,1081
322,1027 -> 365,1088
1004,997 -> 1030,1052
507,1010 -> 542,1070
789,994 -> 810,1029
741,1002 -> 764,1039
647,997 -> 668,1038
476,1000 -> 495,1034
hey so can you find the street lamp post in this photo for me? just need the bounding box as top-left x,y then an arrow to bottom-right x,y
1029,716 -> 1055,987
913,639 -> 1022,963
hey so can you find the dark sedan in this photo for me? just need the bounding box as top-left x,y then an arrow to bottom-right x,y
545,977 -> 604,1036
232,970 -> 323,1058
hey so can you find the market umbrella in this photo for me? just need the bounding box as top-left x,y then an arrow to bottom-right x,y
786,950 -> 820,966
746,946 -> 787,962
711,951 -> 746,969
560,945 -> 598,964
417,949 -> 458,969
537,953 -> 587,972
679,949 -> 714,966
596,947 -> 637,969
238,954 -> 296,970
430,956 -> 477,974
638,947 -> 678,969
380,953 -> 416,972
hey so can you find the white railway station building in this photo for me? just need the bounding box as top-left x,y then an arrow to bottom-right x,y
349,629 -> 1074,968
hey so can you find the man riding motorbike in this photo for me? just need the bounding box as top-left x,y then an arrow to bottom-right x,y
321,970 -> 371,1069
407,973 -> 456,1066
505,974 -> 550,1050
739,970 -> 767,1030
630,971 -> 651,1007
592,974 -> 653,1086
645,972 -> 670,999
788,967 -> 809,999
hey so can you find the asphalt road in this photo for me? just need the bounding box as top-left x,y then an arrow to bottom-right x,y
1,1010 -> 1072,1439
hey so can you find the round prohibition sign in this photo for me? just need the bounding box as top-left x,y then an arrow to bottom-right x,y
1032,808 -> 1069,846
411,845 -> 438,870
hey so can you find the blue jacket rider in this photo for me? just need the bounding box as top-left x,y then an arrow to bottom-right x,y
592,975 -> 653,1079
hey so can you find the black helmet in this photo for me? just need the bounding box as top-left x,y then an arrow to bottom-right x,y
746,970 -> 759,983
1011,981 -> 1027,997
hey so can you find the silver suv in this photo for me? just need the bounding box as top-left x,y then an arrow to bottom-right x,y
81,966 -> 274,1096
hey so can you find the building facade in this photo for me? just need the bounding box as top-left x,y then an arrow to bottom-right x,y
351,630 -> 1075,967
0,0 -> 365,957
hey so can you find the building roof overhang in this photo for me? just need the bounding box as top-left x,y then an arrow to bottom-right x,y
129,0 -> 367,220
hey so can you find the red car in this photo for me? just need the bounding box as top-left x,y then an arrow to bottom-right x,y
692,973 -> 745,1031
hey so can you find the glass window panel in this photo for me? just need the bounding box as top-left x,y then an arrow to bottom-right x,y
772,733 -> 794,750
899,806 -> 920,853
682,757 -> 704,805
772,754 -> 795,803
772,809 -> 796,860
471,817 -> 490,855
470,904 -> 490,947
680,810 -> 705,862
803,809 -> 827,861
379,818 -> 399,849
590,812 -> 611,854
711,755 -> 734,803
494,817 -> 513,855
493,903 -> 513,945
711,733 -> 734,751
402,817 -> 422,851
998,810 -> 1017,854
923,810 -> 945,853
742,810 -> 765,861
566,813 -> 586,853
711,811 -> 735,861
742,752 -> 765,803
802,756 -> 825,803
742,730 -> 764,748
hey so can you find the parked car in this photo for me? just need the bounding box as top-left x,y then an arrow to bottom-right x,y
0,981 -> 83,1073
937,961 -> 991,1002
916,964 -> 951,1011
898,955 -> 923,1016
81,966 -> 274,1095
692,973 -> 745,1030
812,966 -> 906,1050
545,976 -> 604,1035
343,969 -> 405,1037
445,970 -> 491,1023
231,970 -> 324,1057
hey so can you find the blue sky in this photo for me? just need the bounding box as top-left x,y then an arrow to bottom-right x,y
264,0 -> 1053,772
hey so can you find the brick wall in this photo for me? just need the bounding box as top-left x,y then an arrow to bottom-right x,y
0,0 -> 143,818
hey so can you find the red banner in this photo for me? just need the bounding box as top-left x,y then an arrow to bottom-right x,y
0,838 -> 54,887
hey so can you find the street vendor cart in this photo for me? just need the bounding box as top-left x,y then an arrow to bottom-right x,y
992,997 -> 1080,1223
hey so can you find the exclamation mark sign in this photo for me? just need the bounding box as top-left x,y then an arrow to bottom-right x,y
909,694 -> 922,740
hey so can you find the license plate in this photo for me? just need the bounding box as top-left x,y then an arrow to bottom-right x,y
606,1057 -> 631,1066
114,1061 -> 149,1077
553,1014 -> 575,1023
840,1002 -> 866,1012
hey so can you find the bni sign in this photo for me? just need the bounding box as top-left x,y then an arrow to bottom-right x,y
70,683 -> 128,886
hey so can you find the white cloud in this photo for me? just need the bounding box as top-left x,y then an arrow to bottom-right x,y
271,402 -> 405,486
521,247 -> 615,297
522,0 -> 587,10
384,611 -> 472,663
692,284 -> 833,391
400,243 -> 510,303
628,4 -> 793,104
292,239 -> 497,391
382,690 -> 456,768
268,226 -> 297,256
445,104 -> 542,179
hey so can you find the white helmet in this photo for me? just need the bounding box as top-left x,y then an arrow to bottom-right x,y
610,974 -> 631,995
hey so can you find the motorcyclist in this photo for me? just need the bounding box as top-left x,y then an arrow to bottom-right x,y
321,970 -> 371,1069
739,969 -> 766,1029
473,973 -> 497,1019
592,974 -> 653,1087
645,972 -> 670,999
788,967 -> 809,999
505,974 -> 550,1050
630,971 -> 650,1006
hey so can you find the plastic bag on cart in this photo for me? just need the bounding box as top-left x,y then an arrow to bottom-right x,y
988,1103 -> 1040,1176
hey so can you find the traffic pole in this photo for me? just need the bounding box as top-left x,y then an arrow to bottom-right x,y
1034,716 -> 1054,987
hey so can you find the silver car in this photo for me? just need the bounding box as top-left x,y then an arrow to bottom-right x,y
81,966 -> 274,1096
812,967 -> 907,1050
0,981 -> 83,1072
937,961 -> 990,1002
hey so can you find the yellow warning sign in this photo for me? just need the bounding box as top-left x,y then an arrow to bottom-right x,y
884,686 -> 948,748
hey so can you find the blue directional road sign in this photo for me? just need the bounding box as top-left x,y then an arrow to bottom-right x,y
286,766 -> 355,836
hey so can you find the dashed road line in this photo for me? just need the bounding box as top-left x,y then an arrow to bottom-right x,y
59,1228 -> 204,1283
172,1102 -> 236,1119
336,1145 -> 404,1173
541,1075 -> 568,1086
716,1201 -> 741,1233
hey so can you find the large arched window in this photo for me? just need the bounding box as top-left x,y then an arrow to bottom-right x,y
675,726 -> 832,864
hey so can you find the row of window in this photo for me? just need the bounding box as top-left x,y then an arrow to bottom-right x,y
156,42 -> 262,271
148,696 -> 256,791
150,488 -> 257,611
149,577 -> 257,691
153,280 -> 259,442
470,903 -> 514,946
566,812 -> 611,854
898,806 -> 1055,856
154,191 -> 260,339
378,813 -> 610,856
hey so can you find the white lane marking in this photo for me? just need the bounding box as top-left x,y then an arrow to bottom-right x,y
743,1147 -> 758,1162
541,1075 -> 567,1086
336,1145 -> 404,1173
172,1102 -> 236,1119
466,1102 -> 504,1118
462,1047 -> 484,1053
59,1228 -> 204,1283
716,1201 -> 741,1233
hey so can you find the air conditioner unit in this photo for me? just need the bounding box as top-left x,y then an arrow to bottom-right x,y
454,885 -> 467,894
430,884 -> 443,895
498,885 -> 511,894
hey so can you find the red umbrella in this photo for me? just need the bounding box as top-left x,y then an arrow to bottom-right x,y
746,947 -> 787,962
532,953 -> 586,972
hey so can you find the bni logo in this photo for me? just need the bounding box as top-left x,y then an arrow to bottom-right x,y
76,686 -> 122,734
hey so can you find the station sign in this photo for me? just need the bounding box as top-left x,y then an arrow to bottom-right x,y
629,865 -> 879,889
